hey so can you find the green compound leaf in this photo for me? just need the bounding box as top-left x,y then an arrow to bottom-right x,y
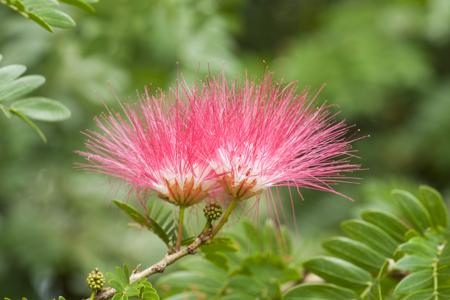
362,210 -> 409,242
322,237 -> 386,272
283,283 -> 357,300
340,219 -> 399,258
1,0 -> 99,32
112,200 -> 171,247
200,237 -> 238,271
31,7 -> 75,29
419,185 -> 448,229
137,280 -> 160,300
11,97 -> 71,121
395,270 -> 433,294
395,235 -> 450,299
396,255 -> 434,272
0,56 -> 71,141
303,256 -> 372,289
393,189 -> 432,232
0,75 -> 45,102
9,108 -> 47,143
0,64 -> 27,82
60,0 -> 95,12
398,237 -> 438,257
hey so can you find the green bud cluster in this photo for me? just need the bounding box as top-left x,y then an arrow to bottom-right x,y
86,268 -> 105,290
203,202 -> 223,221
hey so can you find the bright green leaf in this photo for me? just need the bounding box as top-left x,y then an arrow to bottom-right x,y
60,0 -> 95,12
9,109 -> 47,143
0,75 -> 45,102
28,12 -> 53,32
33,8 -> 76,28
0,65 -> 27,82
11,97 -> 70,122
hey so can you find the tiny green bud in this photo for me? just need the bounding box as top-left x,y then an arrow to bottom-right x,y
203,202 -> 223,221
86,268 -> 105,290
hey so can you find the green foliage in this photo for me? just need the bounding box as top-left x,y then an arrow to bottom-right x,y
113,199 -> 191,250
108,265 -> 159,300
283,185 -> 450,299
149,186 -> 448,299
113,200 -> 172,248
0,54 -> 70,142
0,0 -> 97,32
157,220 -> 299,300
283,284 -> 358,300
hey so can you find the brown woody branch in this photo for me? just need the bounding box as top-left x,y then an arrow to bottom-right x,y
91,232 -> 210,300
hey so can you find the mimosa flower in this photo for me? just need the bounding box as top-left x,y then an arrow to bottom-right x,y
78,94 -> 217,207
191,75 -> 360,201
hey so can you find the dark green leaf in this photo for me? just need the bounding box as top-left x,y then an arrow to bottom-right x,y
396,255 -> 433,272
200,237 -> 238,270
237,255 -> 300,285
303,256 -> 372,289
395,270 -> 433,295
323,237 -> 385,272
227,275 -> 267,298
402,289 -> 435,300
137,280 -> 160,300
157,271 -> 223,294
362,210 -> 409,242
341,220 -> 399,257
399,237 -> 437,257
419,185 -> 448,229
393,190 -> 432,232
283,283 -> 357,300
113,200 -> 171,246
11,97 -> 70,122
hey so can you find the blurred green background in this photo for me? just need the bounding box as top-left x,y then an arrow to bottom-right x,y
1,0 -> 449,298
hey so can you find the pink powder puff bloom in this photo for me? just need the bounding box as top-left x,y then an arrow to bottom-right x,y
77,92 -> 217,207
189,75 -> 360,201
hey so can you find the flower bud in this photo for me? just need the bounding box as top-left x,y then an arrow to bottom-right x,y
86,268 -> 105,290
203,203 -> 223,221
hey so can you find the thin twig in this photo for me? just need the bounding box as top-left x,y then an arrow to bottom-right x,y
91,199 -> 239,300
92,234 -> 208,300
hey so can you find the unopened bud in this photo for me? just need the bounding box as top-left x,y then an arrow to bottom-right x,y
203,203 -> 223,221
86,268 -> 105,290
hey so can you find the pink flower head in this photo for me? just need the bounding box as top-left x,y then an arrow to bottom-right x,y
190,75 -> 360,201
78,91 -> 216,207
79,74 -> 360,207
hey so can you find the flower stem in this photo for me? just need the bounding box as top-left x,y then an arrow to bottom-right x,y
90,291 -> 96,300
175,206 -> 185,250
211,198 -> 238,237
